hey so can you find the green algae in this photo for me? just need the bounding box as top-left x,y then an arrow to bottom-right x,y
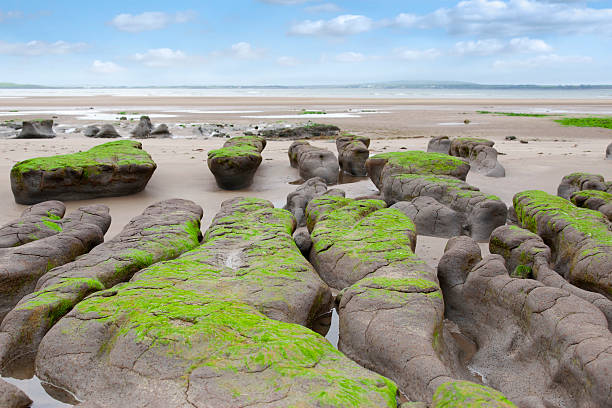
41,218 -> 62,232
571,189 -> 612,203
394,173 -> 500,202
370,151 -> 467,176
207,136 -> 264,160
432,381 -> 516,407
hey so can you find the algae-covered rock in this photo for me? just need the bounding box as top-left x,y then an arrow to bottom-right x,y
0,199 -> 203,375
448,138 -> 505,178
571,189 -> 612,221
336,134 -> 370,176
259,124 -> 340,140
35,197 -> 397,407
427,136 -> 451,155
0,378 -> 32,408
207,135 -> 266,190
289,140 -> 339,185
557,172 -> 606,199
10,140 -> 157,204
284,176 -> 344,227
0,204 -> 110,320
514,190 -> 612,299
432,381 -> 516,408
0,200 -> 65,248
391,197 -> 465,238
16,120 -> 55,139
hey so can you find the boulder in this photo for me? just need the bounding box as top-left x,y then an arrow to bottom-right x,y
130,116 -> 153,138
514,190 -> 612,299
293,226 -> 312,256
449,137 -> 494,158
259,124 -> 340,140
427,136 -> 451,155
391,197 -> 465,238
0,204 -> 110,320
0,199 -> 203,375
570,189 -> 612,221
0,379 -> 32,408
288,140 -> 339,185
0,200 -> 65,248
151,124 -> 171,138
557,172 -> 606,199
11,140 -> 157,204
283,177 -> 343,227
92,124 -> 121,138
607,142 -> 611,160
336,134 -> 370,176
83,125 -> 100,137
35,197 -> 397,407
207,135 -> 266,190
470,145 -> 505,177
16,120 -> 55,139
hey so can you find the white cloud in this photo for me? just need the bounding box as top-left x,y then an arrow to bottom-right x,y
277,56 -> 300,66
289,14 -> 373,36
132,48 -> 188,67
454,37 -> 552,56
108,11 -> 195,32
0,10 -> 23,21
91,60 -> 123,74
229,42 -> 264,59
493,53 -> 593,69
394,48 -> 441,61
0,40 -> 87,56
335,52 -> 366,63
305,3 -> 341,13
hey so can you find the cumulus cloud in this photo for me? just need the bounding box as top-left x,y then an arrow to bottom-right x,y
393,48 -> 441,61
454,37 -> 552,56
493,53 -> 592,69
132,48 -> 188,67
277,56 -> 300,66
109,11 -> 195,32
91,60 -> 123,74
334,52 -> 366,63
289,14 -> 373,36
305,3 -> 342,13
0,40 -> 87,56
229,42 -> 265,59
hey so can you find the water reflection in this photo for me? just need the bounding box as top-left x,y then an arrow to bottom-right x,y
1,375 -> 72,408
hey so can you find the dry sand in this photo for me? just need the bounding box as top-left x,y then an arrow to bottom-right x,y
1,96 -> 611,266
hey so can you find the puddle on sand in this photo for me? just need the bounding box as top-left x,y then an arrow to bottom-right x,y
1,375 -> 74,408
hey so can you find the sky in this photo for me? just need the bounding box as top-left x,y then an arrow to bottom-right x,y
1,0 -> 612,86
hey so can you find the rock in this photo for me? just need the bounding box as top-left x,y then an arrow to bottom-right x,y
449,138 -> 505,178
207,135 -> 266,190
259,124 -> 340,140
432,381 -> 516,408
35,197 -> 397,407
391,197 -> 465,238
449,137 -> 494,158
438,242 -> 612,407
519,139 -> 528,144
0,379 -> 32,408
570,189 -> 612,221
557,172 -> 606,199
293,226 -> 312,256
130,116 -> 153,138
288,140 -> 339,185
91,124 -> 121,138
16,120 -> 55,139
0,199 -> 203,375
336,134 -> 370,176
427,136 -> 451,154
505,136 -> 517,141
489,225 -> 612,327
283,177 -> 335,227
151,124 -> 171,138
506,206 -> 518,225
11,140 -> 157,204
607,142 -> 612,159
0,200 -> 65,248
0,204 -> 110,321
83,125 -> 100,137
514,190 -> 612,299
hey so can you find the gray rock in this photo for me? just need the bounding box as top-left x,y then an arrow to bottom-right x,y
16,120 -> 55,139
470,145 -> 505,177
259,124 -> 340,140
570,189 -> 612,221
0,379 -> 32,408
283,177 -> 332,227
336,134 -> 370,176
151,124 -> 171,138
427,136 -> 451,154
293,226 -> 312,256
207,136 -> 266,190
557,172 -> 606,199
0,200 -> 65,248
130,116 -> 153,138
83,125 -> 100,137
607,142 -> 611,160
391,197 -> 465,238
288,140 -> 339,185
92,124 -> 121,138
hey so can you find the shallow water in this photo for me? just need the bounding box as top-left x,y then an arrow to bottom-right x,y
1,375 -> 72,408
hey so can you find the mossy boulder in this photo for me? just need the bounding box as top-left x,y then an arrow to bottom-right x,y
0,199 -> 203,375
557,172 -> 607,199
35,197 -> 397,407
10,140 -> 157,204
570,189 -> 612,221
259,124 -> 340,140
289,140 -> 339,185
514,190 -> 612,299
432,381 -> 516,407
284,176 -> 344,228
0,200 -> 65,248
207,135 -> 266,190
336,134 -> 370,177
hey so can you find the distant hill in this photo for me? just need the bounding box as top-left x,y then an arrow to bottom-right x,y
0,82 -> 52,89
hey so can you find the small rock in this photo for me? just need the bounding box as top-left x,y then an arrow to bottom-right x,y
505,135 -> 517,141
520,139 -> 528,144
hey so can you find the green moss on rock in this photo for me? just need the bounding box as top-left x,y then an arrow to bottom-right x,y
370,151 -> 467,176
432,381 -> 516,407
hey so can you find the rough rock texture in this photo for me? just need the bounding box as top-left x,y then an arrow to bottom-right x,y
570,189 -> 612,221
449,138 -> 505,178
35,197 -> 397,408
0,204 -> 111,321
607,142 -> 611,160
0,200 -> 65,248
0,379 -> 32,408
0,199 -> 203,376
151,124 -> 171,138
449,137 -> 494,158
11,140 -> 157,204
293,226 -> 312,256
130,116 -> 153,138
489,225 -> 612,327
91,124 -> 121,138
336,134 -> 370,177
557,172 -> 607,199
207,135 -> 266,190
259,124 -> 340,140
283,177 -> 345,227
306,196 -> 470,402
514,190 -> 612,299
431,381 -> 516,408
288,140 -> 339,185
16,120 -> 55,139
83,125 -> 100,137
439,238 -> 612,407
378,174 -> 507,241
391,197 -> 465,238
427,136 -> 451,155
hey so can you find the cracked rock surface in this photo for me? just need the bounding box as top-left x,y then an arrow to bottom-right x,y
288,140 -> 339,185
0,200 -> 66,248
207,135 -> 266,190
557,172 -> 609,200
450,137 -> 505,178
336,134 -> 370,177
16,120 -> 55,139
571,189 -> 612,221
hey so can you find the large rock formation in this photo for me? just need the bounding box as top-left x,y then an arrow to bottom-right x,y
207,135 -> 266,190
449,137 -> 494,158
557,172 -> 608,199
0,199 -> 203,375
16,120 -> 55,139
439,237 -> 612,407
259,124 -> 340,140
0,200 -> 66,248
571,189 -> 612,221
130,116 -> 153,138
283,177 -> 345,228
0,204 -> 111,320
0,379 -> 32,408
391,197 -> 465,238
289,140 -> 339,185
92,124 -> 121,138
150,123 -> 171,138
336,134 -> 370,177
427,136 -> 451,155
35,198 -> 398,407
11,140 -> 157,204
514,190 -> 612,299
450,137 -> 505,178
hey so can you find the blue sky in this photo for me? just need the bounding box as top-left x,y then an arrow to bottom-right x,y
1,0 -> 611,86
